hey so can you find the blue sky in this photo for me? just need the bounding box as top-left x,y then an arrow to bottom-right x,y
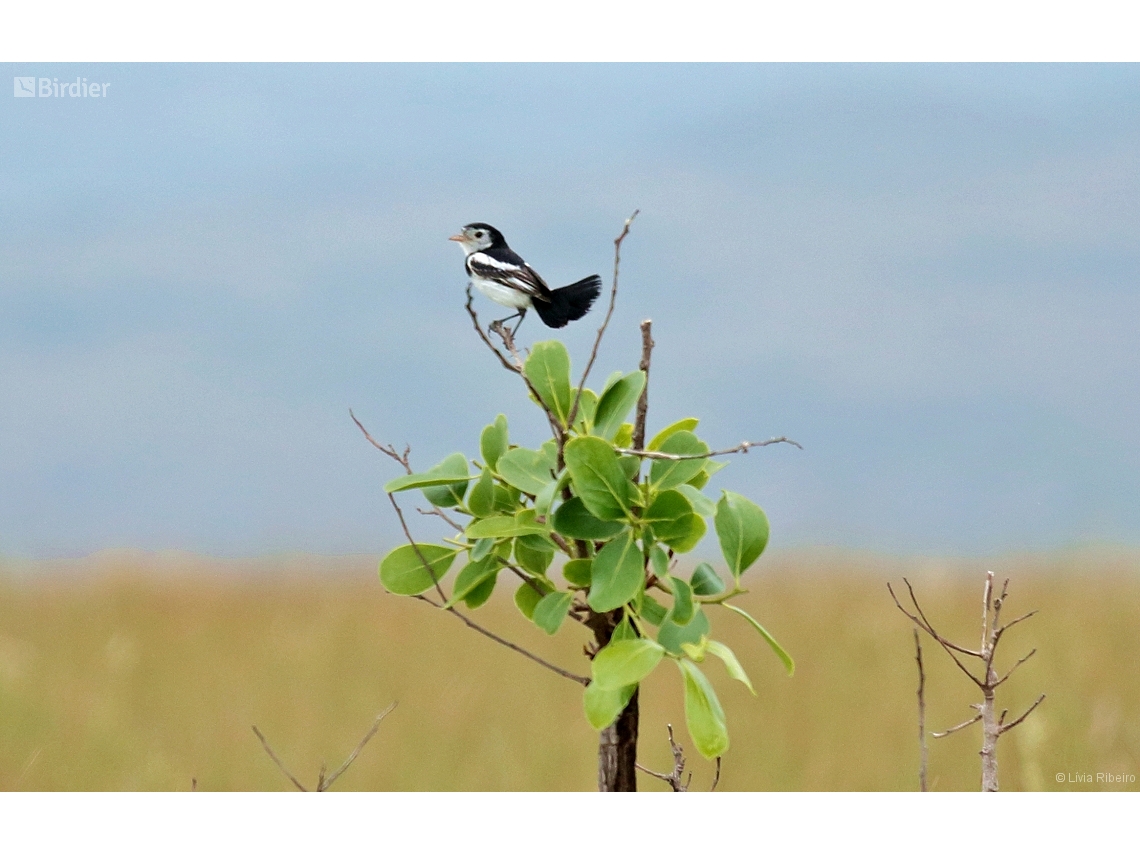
2,63 -> 1138,559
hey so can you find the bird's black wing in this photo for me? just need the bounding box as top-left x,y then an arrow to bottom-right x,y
466,250 -> 553,302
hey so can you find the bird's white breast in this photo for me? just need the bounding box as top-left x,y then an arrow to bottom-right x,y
471,275 -> 533,309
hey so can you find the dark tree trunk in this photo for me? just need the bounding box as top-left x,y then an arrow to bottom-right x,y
591,608 -> 639,791
598,688 -> 639,791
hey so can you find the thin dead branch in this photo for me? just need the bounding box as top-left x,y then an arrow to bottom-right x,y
251,725 -> 309,792
465,284 -> 521,375
321,702 -> 398,790
932,714 -> 982,739
350,409 -> 411,474
635,724 -> 693,792
890,572 -> 1044,792
252,702 -> 397,792
914,629 -> 928,792
1000,694 -> 1047,735
566,209 -> 639,432
410,593 -> 589,685
617,437 -> 803,460
632,319 -> 654,454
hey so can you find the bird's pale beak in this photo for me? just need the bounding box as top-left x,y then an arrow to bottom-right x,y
448,234 -> 465,242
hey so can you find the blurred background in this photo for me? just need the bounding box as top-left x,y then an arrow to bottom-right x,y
1,64 -> 1137,790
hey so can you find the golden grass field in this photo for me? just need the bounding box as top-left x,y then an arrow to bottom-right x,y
0,547 -> 1136,791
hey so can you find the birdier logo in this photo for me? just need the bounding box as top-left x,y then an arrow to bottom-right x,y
13,76 -> 110,98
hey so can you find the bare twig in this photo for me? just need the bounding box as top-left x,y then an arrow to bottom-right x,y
1000,694 -> 1046,735
914,629 -> 928,792
891,573 -> 1043,792
994,648 -> 1037,688
566,209 -> 639,432
932,714 -> 983,739
635,723 -> 692,792
412,593 -> 590,685
251,726 -> 308,792
465,285 -> 521,375
710,756 -> 722,792
350,409 -> 412,474
321,701 -> 398,790
253,703 -> 398,792
617,437 -> 803,460
416,505 -> 465,532
388,493 -> 450,606
888,582 -> 985,687
632,319 -> 654,454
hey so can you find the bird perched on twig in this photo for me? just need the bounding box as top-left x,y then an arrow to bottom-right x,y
450,223 -> 602,334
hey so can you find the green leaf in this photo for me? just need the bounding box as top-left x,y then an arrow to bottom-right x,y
583,681 -> 636,730
648,544 -> 670,579
383,452 -> 475,494
571,387 -> 598,431
586,531 -> 644,612
533,592 -> 573,635
644,490 -> 706,552
470,538 -> 494,562
480,415 -> 509,469
690,562 -> 726,596
463,572 -> 497,608
611,616 -> 638,642
724,604 -> 794,676
591,639 -> 665,690
686,469 -> 710,490
639,594 -> 668,626
379,544 -> 458,596
492,484 -> 521,514
680,636 -> 709,661
676,483 -> 716,517
514,576 -> 555,620
648,431 -> 710,491
552,497 -> 626,540
647,417 -> 700,451
617,454 -> 640,481
533,473 -> 565,518
688,460 -> 727,490
613,423 -> 634,449
515,537 -> 553,576
668,576 -> 695,625
656,605 -> 711,655
517,532 -> 555,553
678,659 -> 729,759
714,491 -> 770,578
706,640 -> 756,695
524,341 -> 573,425
466,467 -> 495,517
565,437 -> 637,521
446,556 -> 500,606
562,558 -> 592,587
496,447 -> 556,496
593,371 -> 645,441
466,510 -> 548,540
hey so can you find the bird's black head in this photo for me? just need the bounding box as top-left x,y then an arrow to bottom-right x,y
449,222 -> 508,253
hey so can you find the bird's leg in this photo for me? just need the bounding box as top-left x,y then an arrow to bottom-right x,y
510,309 -> 527,337
489,309 -> 523,337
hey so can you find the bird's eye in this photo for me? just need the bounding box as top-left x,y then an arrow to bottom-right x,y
474,231 -> 484,238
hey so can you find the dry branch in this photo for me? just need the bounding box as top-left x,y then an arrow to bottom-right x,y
890,572 -> 1044,792
617,437 -> 802,460
252,702 -> 397,792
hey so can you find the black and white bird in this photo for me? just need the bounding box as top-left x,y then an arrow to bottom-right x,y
450,223 -> 602,333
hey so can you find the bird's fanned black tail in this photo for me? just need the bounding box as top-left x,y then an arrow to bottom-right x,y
533,275 -> 603,328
